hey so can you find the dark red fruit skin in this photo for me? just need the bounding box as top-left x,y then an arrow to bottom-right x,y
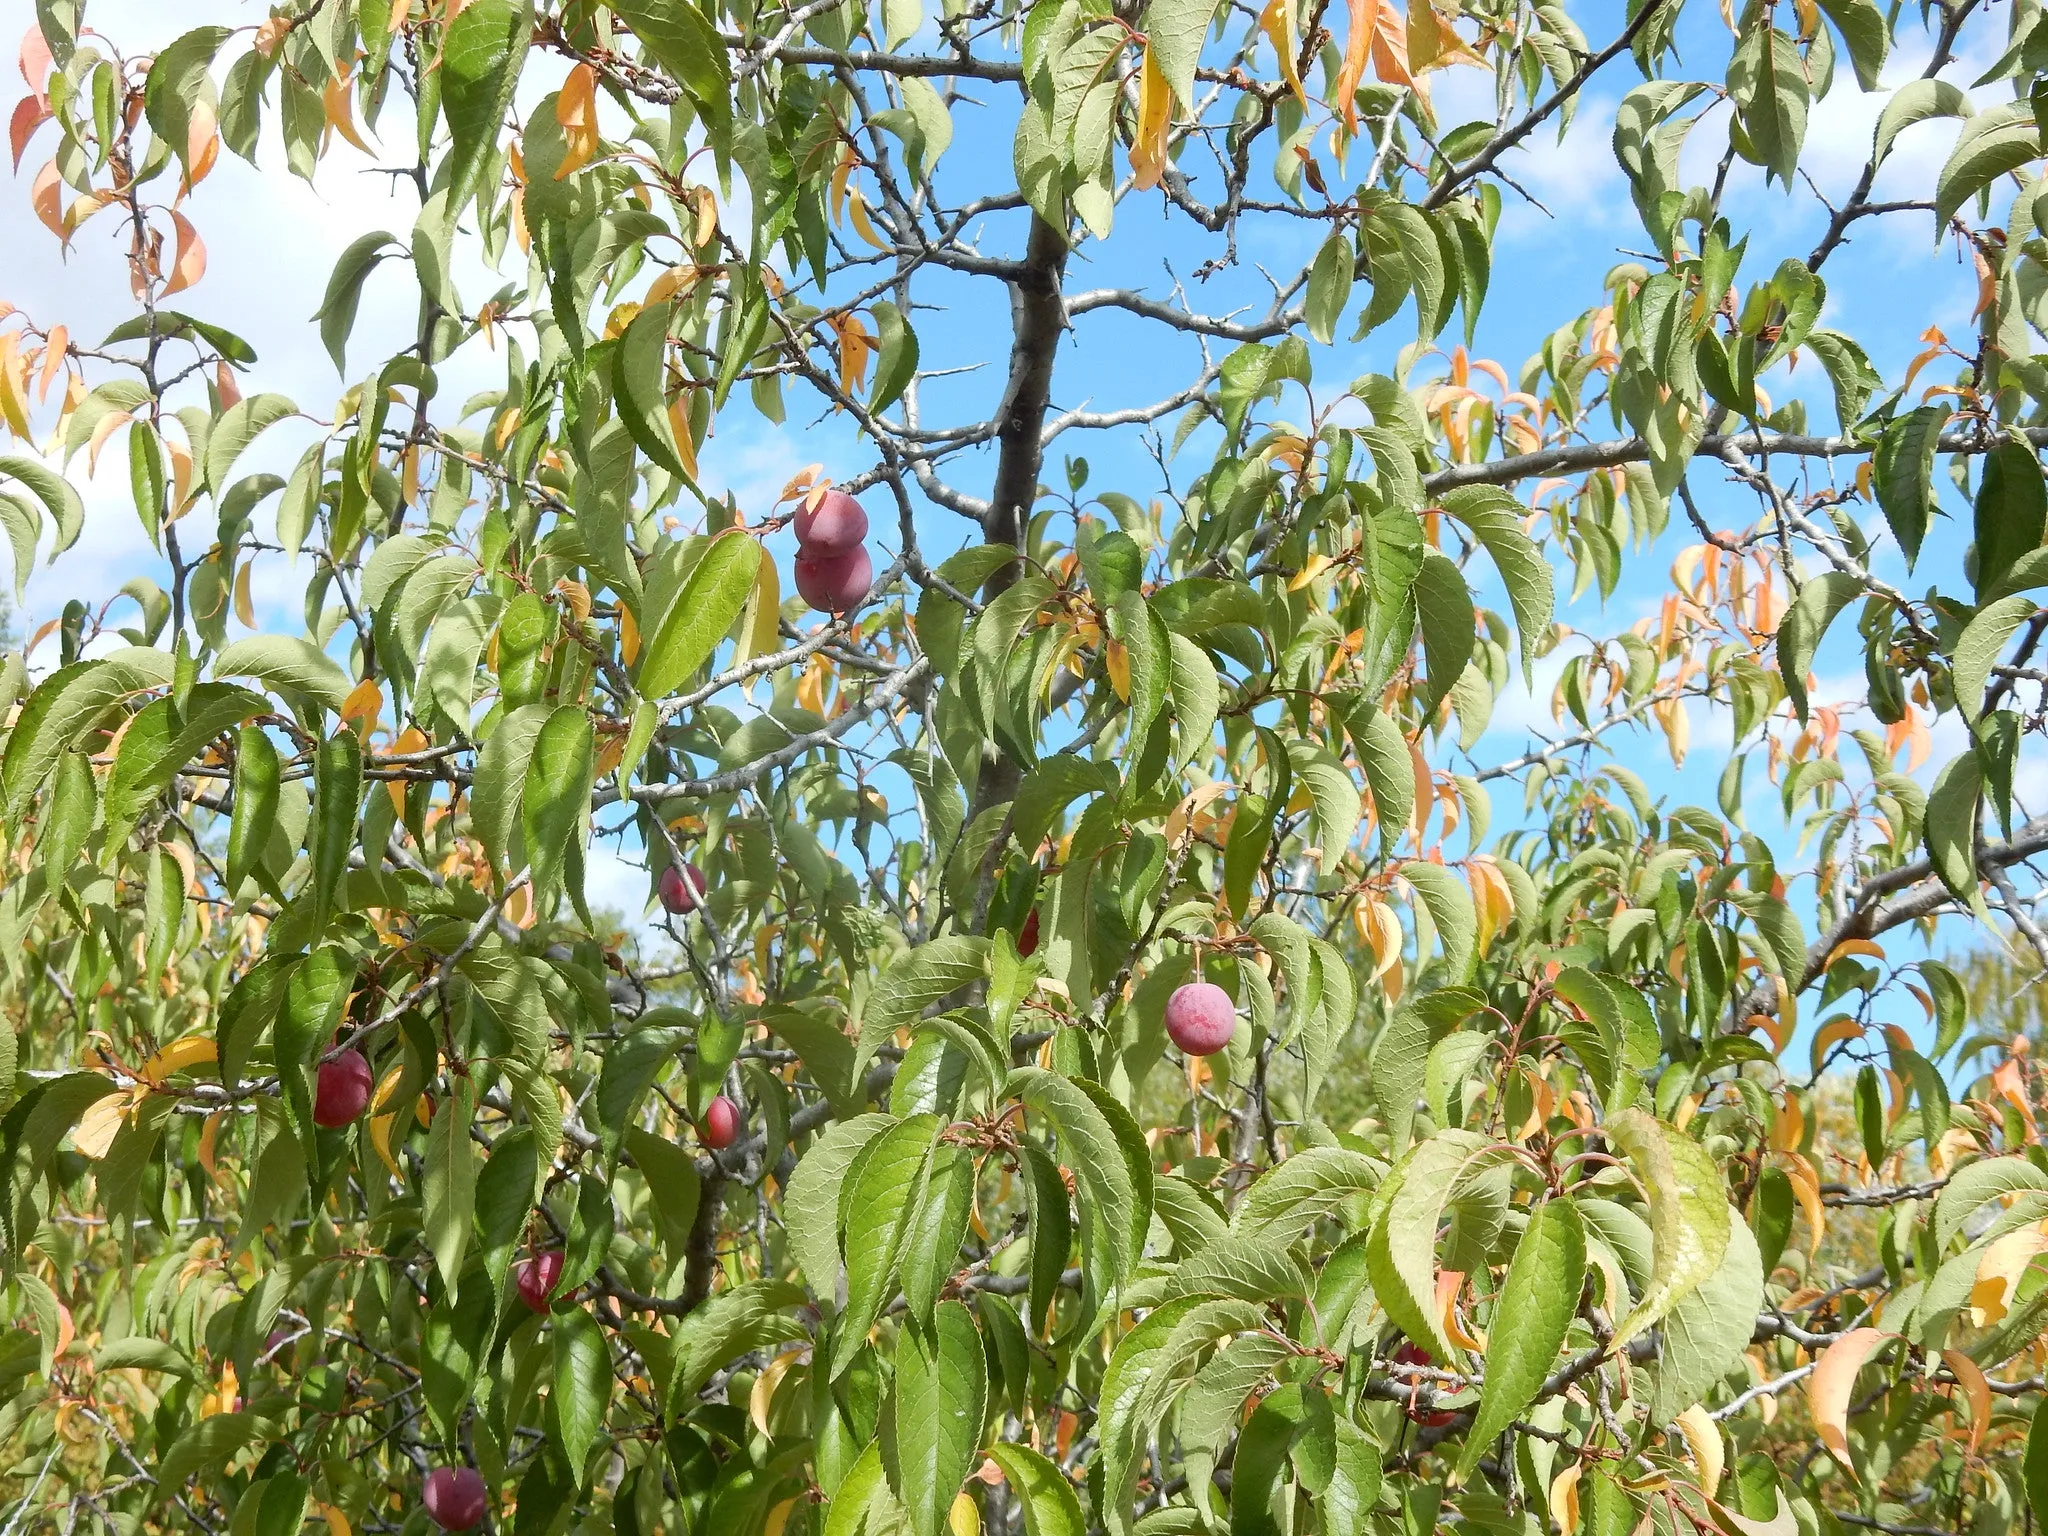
514,1250 -> 564,1313
1016,909 -> 1041,957
701,1095 -> 741,1150
1164,982 -> 1236,1056
794,489 -> 869,552
658,863 -> 706,914
794,545 -> 873,614
423,1466 -> 489,1531
1392,1342 -> 1457,1426
312,1049 -> 374,1127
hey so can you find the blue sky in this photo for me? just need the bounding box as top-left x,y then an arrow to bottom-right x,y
3,0 -> 2025,970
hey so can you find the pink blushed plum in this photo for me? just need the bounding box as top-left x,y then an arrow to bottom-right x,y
312,1049 -> 373,1127
1164,982 -> 1236,1057
658,863 -> 706,914
794,488 -> 869,552
701,1095 -> 741,1149
514,1250 -> 564,1313
794,546 -> 873,614
422,1466 -> 488,1531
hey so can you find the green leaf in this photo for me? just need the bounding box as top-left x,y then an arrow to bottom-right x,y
552,1307 -> 613,1480
2025,1397 -> 2048,1529
1458,1199 -> 1583,1475
424,1077 -> 480,1297
101,684 -> 269,852
1925,749 -> 1983,904
153,1412 -> 261,1504
614,303 -> 691,480
1873,78 -> 1971,169
0,455 -> 84,557
1728,26 -> 1808,188
856,936 -> 989,1079
314,230 -> 400,375
871,300 -> 920,414
1305,231 -> 1354,346
227,724 -> 280,896
1366,1129 -> 1514,1360
1815,0 -> 1887,88
1441,486 -> 1555,682
1009,1067 -> 1153,1291
834,1114 -> 940,1377
882,1299 -> 987,1536
608,0 -> 732,151
984,1444 -> 1084,1536
473,703 -> 551,880
1232,1146 -> 1385,1237
1413,549 -> 1475,715
213,635 -> 351,715
440,0 -> 532,219
1934,101 -> 2037,230
667,1278 -> 811,1405
1873,404 -> 1947,570
1342,697 -> 1413,855
203,393 -> 296,497
1602,1108 -> 1733,1347
1776,570 -> 1862,724
785,1113 -> 892,1293
1647,1215 -> 1764,1421
522,705 -> 593,919
1954,595 -> 2039,722
638,530 -> 762,699
1401,859 -> 1477,979
1142,0 -> 1214,111
2,649 -> 174,826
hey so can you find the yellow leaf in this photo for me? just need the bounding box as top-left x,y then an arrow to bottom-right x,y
340,677 -> 384,739
620,603 -> 641,666
72,1087 -> 139,1160
950,1492 -> 981,1536
1806,1327 -> 1893,1476
0,330 -> 31,438
1130,43 -> 1172,189
1969,1224 -> 2048,1327
314,1502 -> 353,1536
749,1350 -> 800,1436
1105,637 -> 1131,701
232,559 -> 255,628
30,158 -> 61,242
1548,1464 -> 1581,1534
665,397 -> 699,478
1674,1403 -> 1723,1494
141,1035 -> 217,1084
848,185 -> 890,249
1288,551 -> 1333,591
1257,0 -> 1309,108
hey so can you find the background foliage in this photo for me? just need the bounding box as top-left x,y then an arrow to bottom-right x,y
5,0 -> 2048,1532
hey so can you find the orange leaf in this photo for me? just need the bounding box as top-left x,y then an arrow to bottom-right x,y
162,210 -> 206,295
37,322 -> 64,401
29,156 -> 59,240
18,23 -> 51,95
1335,0 -> 1374,128
9,92 -> 46,171
323,71 -> 375,156
1369,0 -> 1422,97
1939,1348 -> 1990,1455
1806,1328 -> 1893,1476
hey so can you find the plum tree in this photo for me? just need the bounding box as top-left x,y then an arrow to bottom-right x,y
5,0 -> 2048,1532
